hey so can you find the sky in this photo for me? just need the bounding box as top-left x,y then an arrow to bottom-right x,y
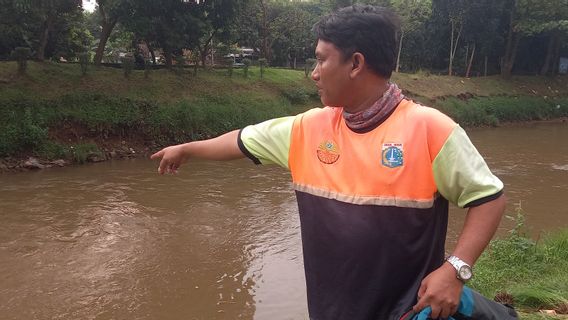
83,0 -> 96,12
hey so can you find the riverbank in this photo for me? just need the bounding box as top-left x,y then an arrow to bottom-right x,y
1,61 -> 567,172
471,210 -> 568,319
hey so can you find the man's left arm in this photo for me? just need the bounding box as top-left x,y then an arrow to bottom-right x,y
412,194 -> 506,319
415,125 -> 507,319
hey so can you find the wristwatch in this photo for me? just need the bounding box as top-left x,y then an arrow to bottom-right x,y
446,255 -> 473,282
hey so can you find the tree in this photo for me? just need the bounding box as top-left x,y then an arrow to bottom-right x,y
392,0 -> 432,73
270,2 -> 320,67
93,0 -> 131,65
10,0 -> 82,61
535,0 -> 568,75
499,0 -> 555,77
460,0 -> 508,77
0,0 -> 36,58
192,0 -> 242,68
235,0 -> 320,66
446,1 -> 468,76
124,0 -> 202,68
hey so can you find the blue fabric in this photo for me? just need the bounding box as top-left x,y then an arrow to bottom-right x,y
460,286 -> 474,316
411,286 -> 475,320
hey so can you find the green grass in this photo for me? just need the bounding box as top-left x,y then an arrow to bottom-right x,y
470,208 -> 568,317
435,96 -> 568,126
519,312 -> 567,320
0,63 -> 318,158
1,61 -> 567,161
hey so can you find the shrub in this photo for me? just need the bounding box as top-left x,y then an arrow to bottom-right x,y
0,104 -> 48,156
78,52 -> 90,76
305,58 -> 316,78
281,87 -> 310,105
470,205 -> 568,313
37,142 -> 69,160
121,56 -> 135,78
242,58 -> 251,78
259,58 -> 267,79
13,47 -> 31,75
70,143 -> 102,164
175,55 -> 185,75
226,57 -> 234,77
144,59 -> 152,79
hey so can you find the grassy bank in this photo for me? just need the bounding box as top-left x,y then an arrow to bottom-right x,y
0,62 -> 317,160
436,96 -> 568,127
0,61 -> 567,163
471,209 -> 568,319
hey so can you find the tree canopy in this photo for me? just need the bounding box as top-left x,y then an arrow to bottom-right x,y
1,0 -> 566,76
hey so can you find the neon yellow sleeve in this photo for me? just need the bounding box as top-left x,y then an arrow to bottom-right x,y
238,116 -> 295,169
433,126 -> 504,208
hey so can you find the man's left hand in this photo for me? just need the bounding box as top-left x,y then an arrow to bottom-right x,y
412,262 -> 463,319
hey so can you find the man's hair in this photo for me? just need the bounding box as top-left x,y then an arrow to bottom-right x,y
313,5 -> 400,79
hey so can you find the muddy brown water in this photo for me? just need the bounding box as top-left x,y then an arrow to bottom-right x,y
1,123 -> 567,320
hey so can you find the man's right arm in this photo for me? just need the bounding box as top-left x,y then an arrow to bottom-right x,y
150,130 -> 244,175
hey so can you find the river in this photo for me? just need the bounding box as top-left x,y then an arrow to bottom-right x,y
1,122 -> 567,320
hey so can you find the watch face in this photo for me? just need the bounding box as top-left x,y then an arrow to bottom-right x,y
459,266 -> 473,280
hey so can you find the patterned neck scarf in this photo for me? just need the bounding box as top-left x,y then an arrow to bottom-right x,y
343,82 -> 405,132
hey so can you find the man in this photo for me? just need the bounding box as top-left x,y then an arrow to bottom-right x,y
151,5 -> 506,320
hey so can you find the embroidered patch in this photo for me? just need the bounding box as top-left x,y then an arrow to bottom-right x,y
382,143 -> 403,168
317,140 -> 340,164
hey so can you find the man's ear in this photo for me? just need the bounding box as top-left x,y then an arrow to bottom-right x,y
350,52 -> 365,78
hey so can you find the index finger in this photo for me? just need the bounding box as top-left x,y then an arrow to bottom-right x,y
413,296 -> 428,313
150,149 -> 165,160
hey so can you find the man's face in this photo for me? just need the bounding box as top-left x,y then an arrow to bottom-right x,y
311,40 -> 353,107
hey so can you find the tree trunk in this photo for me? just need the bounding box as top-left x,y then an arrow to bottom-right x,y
201,49 -> 207,68
164,48 -> 173,69
396,31 -> 404,73
466,43 -> 476,78
501,4 -> 518,78
551,35 -> 561,75
148,43 -> 156,65
259,0 -> 270,61
94,19 -> 117,66
198,32 -> 216,69
501,32 -> 520,78
36,14 -> 55,61
541,33 -> 558,75
449,20 -> 454,76
464,44 -> 469,70
484,56 -> 488,77
448,19 -> 462,77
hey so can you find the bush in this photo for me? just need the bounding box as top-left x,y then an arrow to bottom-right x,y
37,142 -> 69,160
242,58 -> 251,78
13,47 -> 31,75
121,56 -> 135,78
226,57 -> 234,78
259,58 -> 267,79
305,58 -> 316,78
70,143 -> 102,164
281,87 -> 311,105
175,55 -> 185,75
470,205 -> 568,313
144,59 -> 152,79
0,103 -> 48,156
78,52 -> 90,76
435,96 -> 568,126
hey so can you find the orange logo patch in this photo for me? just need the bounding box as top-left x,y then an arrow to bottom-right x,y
316,140 -> 340,164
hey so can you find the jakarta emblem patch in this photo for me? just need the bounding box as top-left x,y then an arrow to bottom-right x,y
382,143 -> 403,168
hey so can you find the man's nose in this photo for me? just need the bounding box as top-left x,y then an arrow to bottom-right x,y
311,65 -> 319,81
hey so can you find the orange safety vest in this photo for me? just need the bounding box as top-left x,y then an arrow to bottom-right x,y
287,99 -> 456,320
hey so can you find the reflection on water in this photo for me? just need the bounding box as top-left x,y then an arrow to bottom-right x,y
0,161 -> 305,320
1,122 -> 567,319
